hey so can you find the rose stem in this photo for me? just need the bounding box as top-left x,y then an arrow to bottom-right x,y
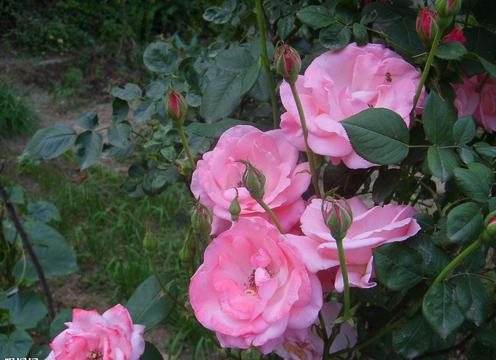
289,81 -> 322,198
255,0 -> 279,128
257,199 -> 285,234
177,125 -> 196,170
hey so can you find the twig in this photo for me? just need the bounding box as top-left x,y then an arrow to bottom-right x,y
0,161 -> 55,320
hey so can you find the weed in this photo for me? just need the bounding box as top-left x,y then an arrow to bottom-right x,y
0,83 -> 39,137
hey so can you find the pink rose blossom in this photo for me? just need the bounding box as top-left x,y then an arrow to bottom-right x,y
191,125 -> 311,234
189,217 -> 322,353
46,304 -> 145,360
286,197 -> 420,291
452,75 -> 481,118
275,302 -> 357,359
475,75 -> 496,132
452,73 -> 496,133
280,43 -> 422,169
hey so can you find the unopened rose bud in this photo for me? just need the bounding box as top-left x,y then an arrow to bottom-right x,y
322,198 -> 353,241
436,0 -> 462,19
274,44 -> 301,83
443,26 -> 466,44
240,161 -> 266,200
481,210 -> 496,243
165,90 -> 187,127
229,190 -> 241,221
416,8 -> 439,46
179,230 -> 196,264
191,202 -> 212,236
143,232 -> 158,252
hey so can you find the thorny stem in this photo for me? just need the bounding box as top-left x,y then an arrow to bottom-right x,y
289,81 -> 322,198
147,255 -> 187,311
336,238 -> 351,321
177,125 -> 196,170
331,237 -> 485,358
255,0 -> 279,127
411,25 -> 445,119
258,199 -> 285,234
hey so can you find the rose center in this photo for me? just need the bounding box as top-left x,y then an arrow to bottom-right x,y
87,349 -> 103,360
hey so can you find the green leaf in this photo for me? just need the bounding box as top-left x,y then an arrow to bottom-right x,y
277,15 -> 295,40
126,276 -> 174,329
393,315 -> 432,359
203,3 -> 234,24
143,42 -> 175,73
427,147 -> 460,182
454,163 -> 494,203
372,168 -> 401,203
49,308 -> 72,339
423,92 -> 457,145
478,56 -> 496,79
436,41 -> 467,60
141,341 -> 163,360
217,46 -> 253,72
0,292 -> 47,329
76,131 -> 104,170
111,83 -> 142,101
353,23 -> 369,45
0,330 -> 33,359
25,124 -> 77,160
112,98 -> 129,123
409,236 -> 450,276
108,122 -> 131,147
27,201 -> 60,222
134,101 -> 156,124
200,73 -> 243,122
474,142 -> 496,158
14,243 -> 78,281
422,282 -> 464,339
145,81 -> 167,100
319,24 -> 352,51
24,220 -> 66,247
297,5 -> 334,29
6,186 -> 24,204
240,60 -> 261,95
446,202 -> 483,243
373,243 -> 423,291
455,274 -> 489,326
342,108 -> 410,165
453,116 -> 476,145
76,111 -> 98,130
186,118 -> 252,139
458,146 -> 475,164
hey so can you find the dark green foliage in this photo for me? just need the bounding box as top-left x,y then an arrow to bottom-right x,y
0,83 -> 38,137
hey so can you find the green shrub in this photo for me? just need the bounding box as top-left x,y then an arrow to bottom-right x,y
0,83 -> 38,137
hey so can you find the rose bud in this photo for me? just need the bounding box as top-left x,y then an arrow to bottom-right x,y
481,210 -> 496,243
436,0 -> 462,18
240,161 -> 266,200
322,198 -> 353,241
274,43 -> 301,83
165,89 -> 187,127
179,230 -> 196,264
229,190 -> 241,221
191,202 -> 213,237
443,27 -> 466,44
416,8 -> 439,46
143,232 -> 158,252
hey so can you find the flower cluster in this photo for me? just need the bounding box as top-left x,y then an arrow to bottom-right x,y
188,43 -> 422,355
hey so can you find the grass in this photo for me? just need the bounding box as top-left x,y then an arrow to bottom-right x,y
0,82 -> 39,137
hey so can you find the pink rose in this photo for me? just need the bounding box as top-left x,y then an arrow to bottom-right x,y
189,217 -> 322,353
47,304 -> 145,360
475,75 -> 496,132
452,74 -> 496,133
280,43 -> 422,169
275,302 -> 357,360
286,197 -> 420,291
452,74 -> 480,118
191,125 -> 311,234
